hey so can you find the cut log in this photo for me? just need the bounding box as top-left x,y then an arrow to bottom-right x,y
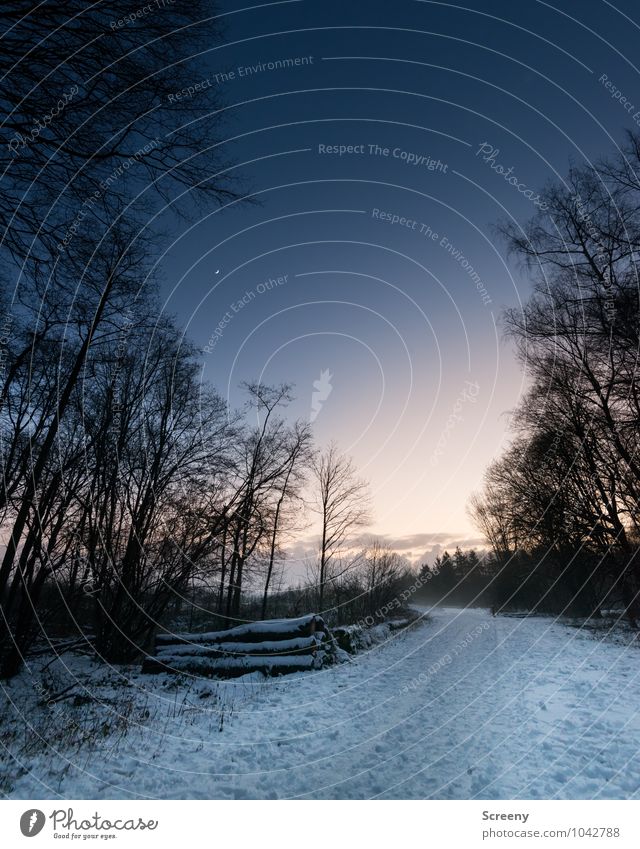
154,634 -> 325,658
156,614 -> 327,647
142,652 -> 324,677
144,614 -> 337,678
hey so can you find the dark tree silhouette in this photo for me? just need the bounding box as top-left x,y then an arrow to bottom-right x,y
471,132 -> 640,622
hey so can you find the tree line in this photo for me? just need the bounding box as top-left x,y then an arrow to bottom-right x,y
469,131 -> 640,624
0,217 -> 402,676
0,3 -> 418,680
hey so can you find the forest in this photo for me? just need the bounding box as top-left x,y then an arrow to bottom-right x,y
467,133 -> 640,625
0,1 -> 413,679
2,1 -> 640,693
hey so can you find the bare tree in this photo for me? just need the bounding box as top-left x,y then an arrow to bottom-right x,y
357,540 -> 407,616
0,2 -> 244,677
311,443 -> 371,609
261,420 -> 313,618
471,132 -> 640,622
215,384 -> 313,622
0,0 -> 237,264
0,226 -> 150,676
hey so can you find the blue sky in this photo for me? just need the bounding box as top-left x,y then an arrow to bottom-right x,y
152,0 -> 640,564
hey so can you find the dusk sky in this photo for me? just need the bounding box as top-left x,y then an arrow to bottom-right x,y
153,0 -> 640,566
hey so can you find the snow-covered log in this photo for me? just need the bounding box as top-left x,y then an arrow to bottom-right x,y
154,634 -> 325,658
142,653 -> 325,677
143,614 -> 337,678
333,615 -> 419,654
155,613 -> 326,647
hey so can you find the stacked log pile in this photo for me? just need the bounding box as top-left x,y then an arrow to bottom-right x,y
142,614 -> 337,678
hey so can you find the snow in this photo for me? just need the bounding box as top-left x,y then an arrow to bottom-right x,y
154,635 -> 323,657
156,614 -> 324,645
333,619 -> 417,654
148,654 -> 321,673
3,607 -> 640,799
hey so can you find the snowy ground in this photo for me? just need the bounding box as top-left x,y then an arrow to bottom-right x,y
2,606 -> 640,799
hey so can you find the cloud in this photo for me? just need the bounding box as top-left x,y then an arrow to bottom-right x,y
286,530 -> 488,572
353,532 -> 445,549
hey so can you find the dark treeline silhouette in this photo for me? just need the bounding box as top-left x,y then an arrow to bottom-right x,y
416,548 -> 493,607
1,1 -> 235,265
469,131 -> 640,624
0,1 -> 255,678
0,247 -> 398,678
163,540 -> 415,635
0,0 -> 408,678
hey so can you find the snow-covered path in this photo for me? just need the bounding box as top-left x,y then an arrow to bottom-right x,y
5,607 -> 640,799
